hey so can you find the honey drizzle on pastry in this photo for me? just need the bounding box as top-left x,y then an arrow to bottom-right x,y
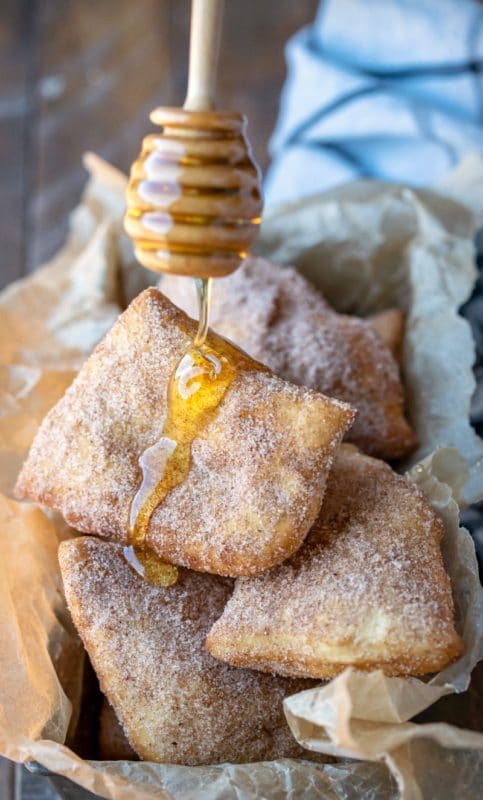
124,279 -> 263,586
123,110 -> 262,586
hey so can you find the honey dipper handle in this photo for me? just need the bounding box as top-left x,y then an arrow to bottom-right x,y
184,0 -> 225,111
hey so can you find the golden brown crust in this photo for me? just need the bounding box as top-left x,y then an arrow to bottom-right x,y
206,445 -> 464,679
15,288 -> 354,577
161,257 -> 417,460
59,537 -> 315,765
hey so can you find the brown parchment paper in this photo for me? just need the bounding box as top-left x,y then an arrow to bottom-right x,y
0,153 -> 482,800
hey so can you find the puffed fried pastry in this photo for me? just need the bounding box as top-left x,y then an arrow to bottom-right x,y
206,445 -> 463,679
161,257 -> 416,460
15,289 -> 354,576
59,537 -> 315,765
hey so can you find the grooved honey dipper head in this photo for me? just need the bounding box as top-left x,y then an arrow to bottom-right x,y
124,108 -> 263,278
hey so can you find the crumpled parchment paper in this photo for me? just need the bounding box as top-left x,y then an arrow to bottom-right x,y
0,153 -> 482,800
256,159 -> 483,506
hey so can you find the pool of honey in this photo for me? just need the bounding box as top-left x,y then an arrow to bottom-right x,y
123,279 -> 260,586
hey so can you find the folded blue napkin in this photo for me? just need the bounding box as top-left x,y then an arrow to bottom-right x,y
265,0 -> 483,206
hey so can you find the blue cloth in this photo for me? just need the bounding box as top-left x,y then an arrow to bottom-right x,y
265,0 -> 483,206
265,0 -> 483,574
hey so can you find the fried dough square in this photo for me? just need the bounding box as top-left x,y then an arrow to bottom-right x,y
206,445 -> 463,679
59,537 -> 315,765
15,289 -> 354,576
161,257 -> 416,460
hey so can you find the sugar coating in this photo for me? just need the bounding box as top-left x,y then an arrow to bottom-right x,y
59,537 -> 316,765
206,445 -> 463,679
161,257 -> 416,460
15,288 -> 354,576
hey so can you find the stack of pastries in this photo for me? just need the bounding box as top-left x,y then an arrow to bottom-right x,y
15,257 -> 463,765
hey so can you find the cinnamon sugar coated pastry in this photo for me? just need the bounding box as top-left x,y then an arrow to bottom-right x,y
15,288 -> 354,576
59,537 -> 315,764
161,257 -> 416,460
98,701 -> 137,761
206,445 -> 463,679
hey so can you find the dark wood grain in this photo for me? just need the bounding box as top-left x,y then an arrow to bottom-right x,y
29,0 -> 174,271
21,767 -> 61,800
0,756 -> 18,800
0,0 -> 32,287
0,0 -> 318,289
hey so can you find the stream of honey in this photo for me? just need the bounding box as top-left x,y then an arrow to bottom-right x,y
123,278 -> 257,585
122,104 -> 263,584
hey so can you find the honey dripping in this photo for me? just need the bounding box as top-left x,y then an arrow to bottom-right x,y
123,278 -> 260,586
122,0 -> 263,586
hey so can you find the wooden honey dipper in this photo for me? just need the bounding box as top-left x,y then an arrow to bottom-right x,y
124,0 -> 262,279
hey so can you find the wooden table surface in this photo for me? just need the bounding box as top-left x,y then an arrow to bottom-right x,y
0,0 -> 317,291
0,1 -> 317,797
